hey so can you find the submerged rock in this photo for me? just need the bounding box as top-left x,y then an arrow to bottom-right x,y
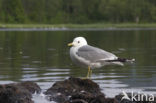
0,81 -> 41,103
45,77 -> 113,103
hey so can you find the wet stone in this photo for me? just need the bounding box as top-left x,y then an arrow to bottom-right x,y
45,77 -> 110,103
0,81 -> 41,103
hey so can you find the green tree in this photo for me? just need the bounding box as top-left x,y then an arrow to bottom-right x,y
81,0 -> 101,22
44,0 -> 64,24
0,0 -> 156,24
22,0 -> 46,23
2,0 -> 27,23
62,0 -> 89,23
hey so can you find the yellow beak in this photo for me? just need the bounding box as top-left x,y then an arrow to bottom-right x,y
68,43 -> 73,46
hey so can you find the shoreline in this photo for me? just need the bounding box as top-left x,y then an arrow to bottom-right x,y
0,23 -> 156,28
0,27 -> 156,31
0,23 -> 156,31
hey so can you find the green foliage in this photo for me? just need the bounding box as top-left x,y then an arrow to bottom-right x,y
1,0 -> 27,23
0,0 -> 156,24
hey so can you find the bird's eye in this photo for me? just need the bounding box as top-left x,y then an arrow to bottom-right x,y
78,41 -> 80,43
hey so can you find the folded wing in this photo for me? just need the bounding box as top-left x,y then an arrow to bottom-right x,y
76,45 -> 118,62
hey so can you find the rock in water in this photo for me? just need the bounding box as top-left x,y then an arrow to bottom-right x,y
17,81 -> 41,94
45,77 -> 108,103
0,81 -> 41,103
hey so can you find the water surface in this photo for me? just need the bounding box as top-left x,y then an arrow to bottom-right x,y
0,29 -> 156,102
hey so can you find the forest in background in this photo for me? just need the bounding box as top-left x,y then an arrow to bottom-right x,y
0,0 -> 156,24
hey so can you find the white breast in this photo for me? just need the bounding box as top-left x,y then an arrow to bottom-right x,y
70,47 -> 90,67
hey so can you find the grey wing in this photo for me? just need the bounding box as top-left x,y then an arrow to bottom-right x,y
76,45 -> 117,62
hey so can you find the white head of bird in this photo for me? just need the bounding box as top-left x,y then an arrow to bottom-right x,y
68,37 -> 88,47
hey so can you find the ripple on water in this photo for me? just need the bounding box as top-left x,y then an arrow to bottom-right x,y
22,56 -> 30,59
22,67 -> 39,71
8,66 -> 156,98
21,68 -> 70,82
43,72 -> 69,76
93,75 -> 127,79
0,81 -> 14,84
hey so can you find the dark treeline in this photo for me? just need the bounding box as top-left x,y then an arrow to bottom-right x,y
0,0 -> 156,24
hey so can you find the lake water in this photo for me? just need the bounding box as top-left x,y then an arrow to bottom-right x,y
0,29 -> 156,102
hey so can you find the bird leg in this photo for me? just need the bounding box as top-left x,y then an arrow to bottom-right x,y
86,66 -> 91,78
89,69 -> 92,78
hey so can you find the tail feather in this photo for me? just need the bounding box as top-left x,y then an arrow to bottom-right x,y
107,58 -> 135,63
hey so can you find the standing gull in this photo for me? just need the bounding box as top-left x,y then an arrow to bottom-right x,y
68,37 -> 135,78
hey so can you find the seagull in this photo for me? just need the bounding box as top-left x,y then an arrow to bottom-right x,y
68,37 -> 135,78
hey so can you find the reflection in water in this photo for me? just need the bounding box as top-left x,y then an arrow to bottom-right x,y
0,30 -> 156,100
